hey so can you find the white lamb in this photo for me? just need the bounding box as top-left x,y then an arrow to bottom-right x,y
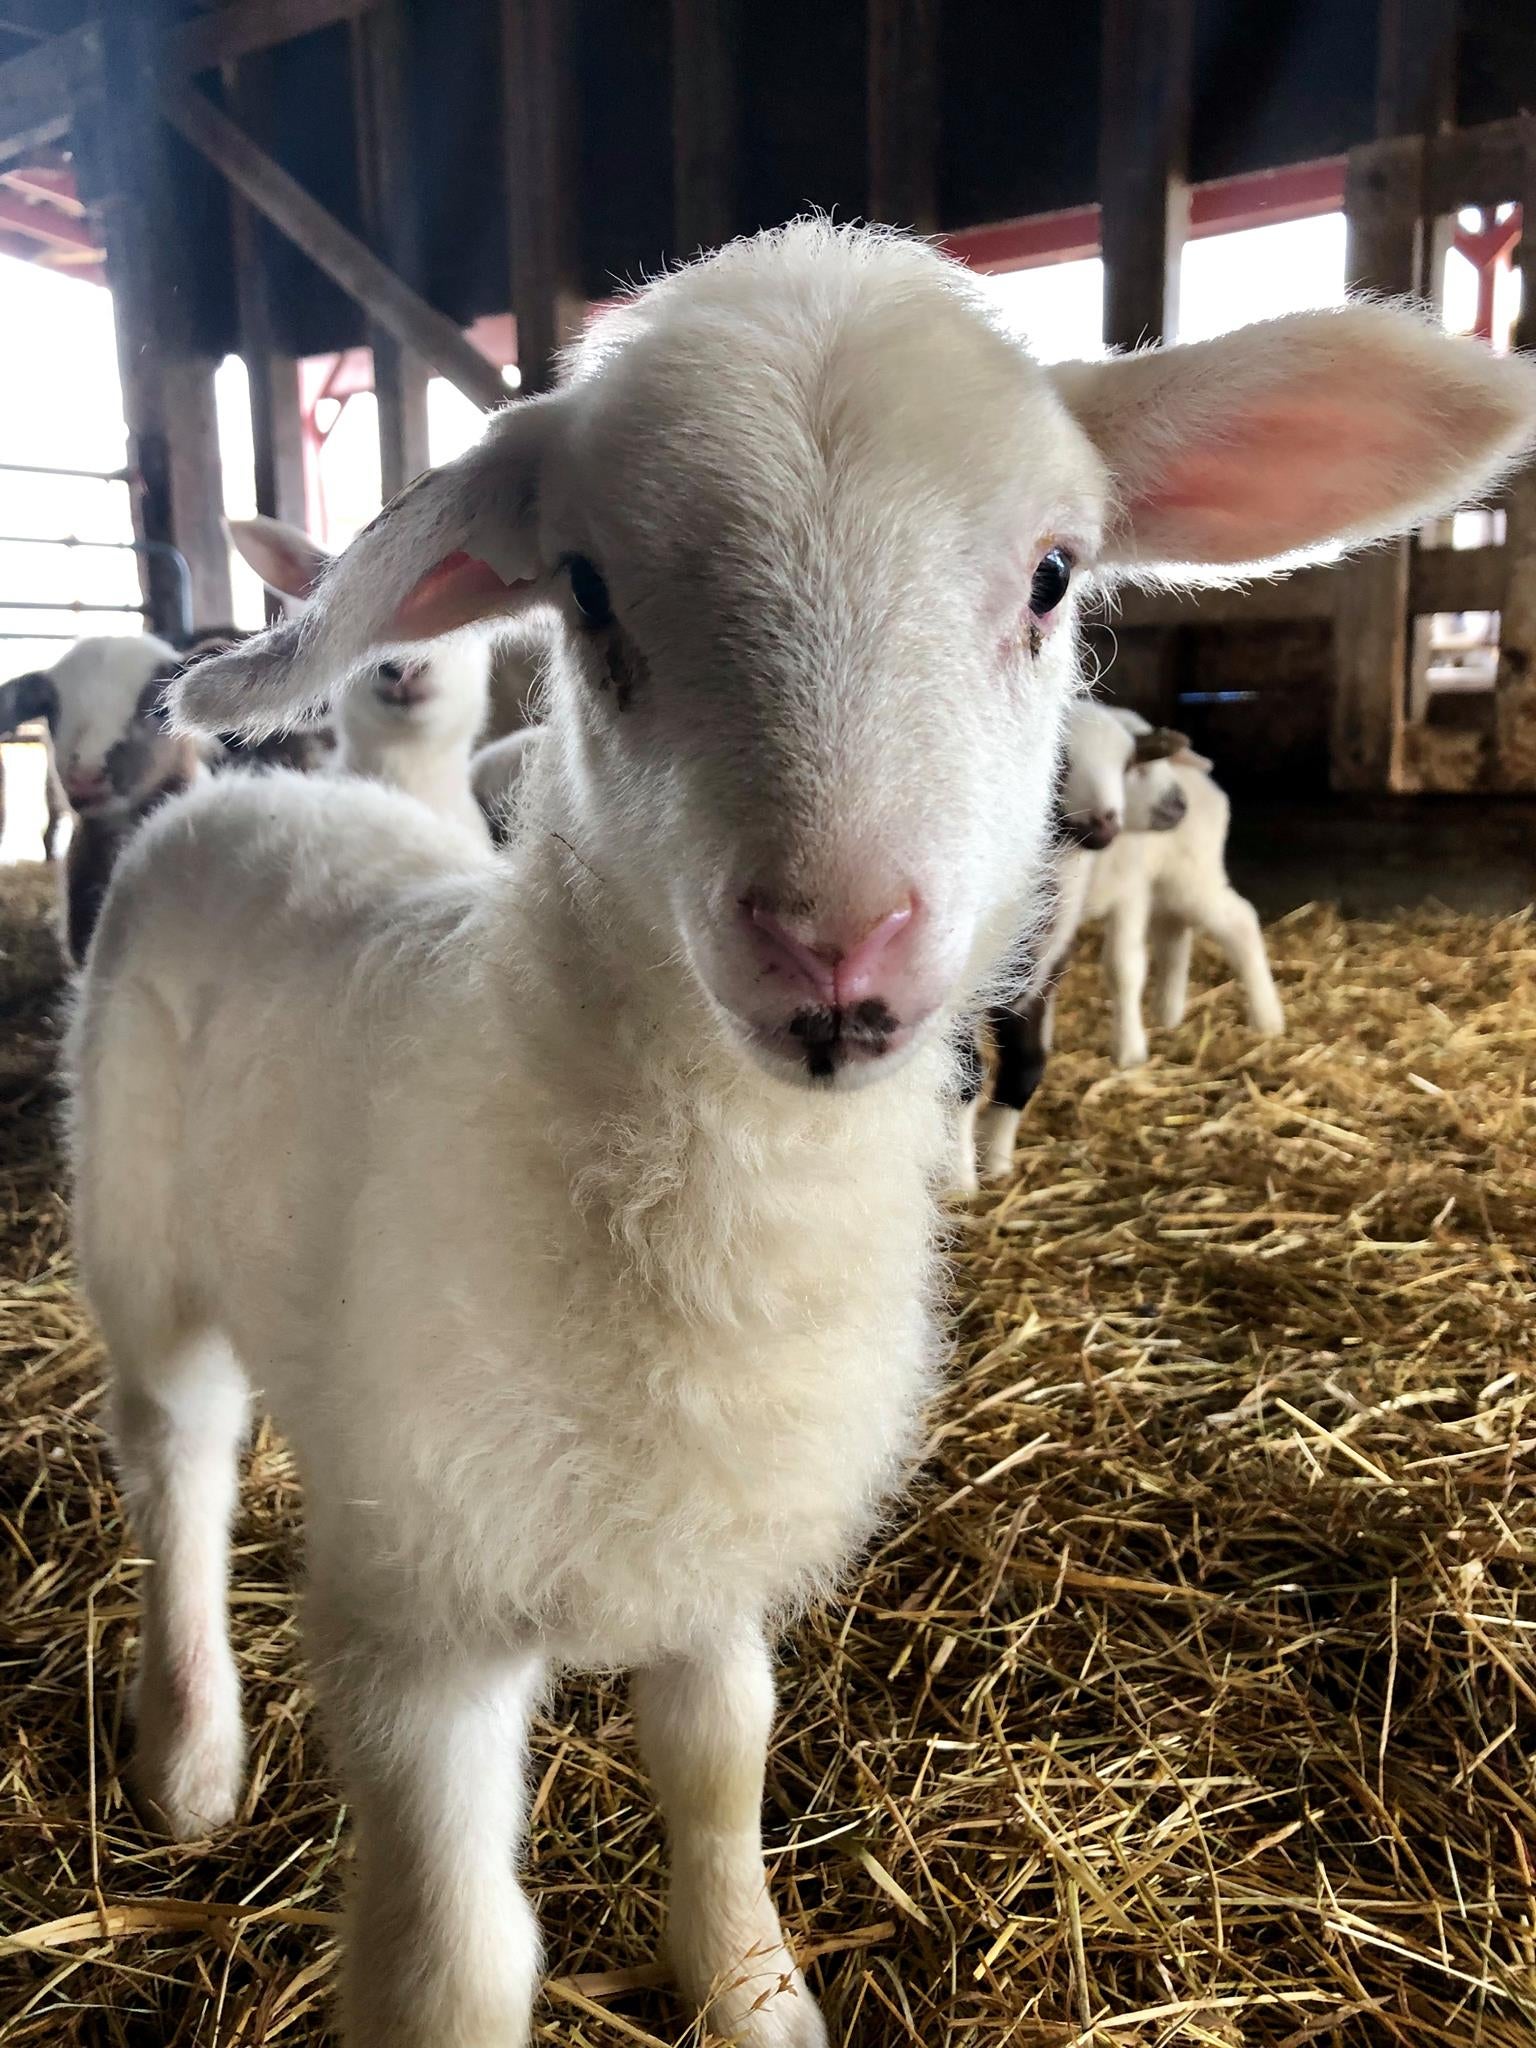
68,223 -> 1536,2048
1080,716 -> 1282,1069
228,514 -> 494,843
956,700 -> 1191,1186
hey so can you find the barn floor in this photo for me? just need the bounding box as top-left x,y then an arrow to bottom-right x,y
3,859 -> 1535,2048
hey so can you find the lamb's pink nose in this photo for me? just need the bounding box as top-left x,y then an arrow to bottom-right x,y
743,896 -> 918,1008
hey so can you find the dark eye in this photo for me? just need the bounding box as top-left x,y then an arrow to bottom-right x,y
377,660 -> 404,682
567,555 -> 613,629
1029,546 -> 1074,618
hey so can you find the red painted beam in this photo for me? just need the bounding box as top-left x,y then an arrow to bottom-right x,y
944,156 -> 1347,274
0,187 -> 100,254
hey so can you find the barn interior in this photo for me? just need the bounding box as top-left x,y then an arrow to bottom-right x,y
2,3 -> 1536,2044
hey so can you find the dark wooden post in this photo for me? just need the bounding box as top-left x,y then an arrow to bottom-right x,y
226,51 -> 308,553
672,0 -> 739,255
500,0 -> 584,395
1098,0 -> 1192,349
1332,135 -> 1425,792
1375,0 -> 1458,141
1492,122 -> 1536,787
353,0 -> 432,499
866,0 -> 938,232
76,7 -> 232,635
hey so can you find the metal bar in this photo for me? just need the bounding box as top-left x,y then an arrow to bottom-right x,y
0,534 -> 191,637
0,458 -> 130,482
0,598 -> 147,613
0,532 -> 151,548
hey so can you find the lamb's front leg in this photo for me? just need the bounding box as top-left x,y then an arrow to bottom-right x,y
314,1623 -> 545,2048
634,1623 -> 828,2047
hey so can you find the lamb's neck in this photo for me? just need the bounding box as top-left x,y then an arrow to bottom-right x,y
342,730 -> 476,817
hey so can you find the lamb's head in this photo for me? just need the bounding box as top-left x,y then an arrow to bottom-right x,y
8,635 -> 188,813
1057,702 -> 1188,847
1103,708 -> 1201,835
179,222 -> 1536,1089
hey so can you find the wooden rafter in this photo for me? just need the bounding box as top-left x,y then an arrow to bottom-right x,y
161,82 -> 507,414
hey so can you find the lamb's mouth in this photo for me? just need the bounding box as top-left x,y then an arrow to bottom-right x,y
783,998 -> 905,1080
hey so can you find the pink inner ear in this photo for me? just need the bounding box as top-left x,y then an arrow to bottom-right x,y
391,551 -> 521,638
1127,378 -> 1498,563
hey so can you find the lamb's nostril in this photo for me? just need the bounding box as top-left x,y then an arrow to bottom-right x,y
742,894 -> 919,1008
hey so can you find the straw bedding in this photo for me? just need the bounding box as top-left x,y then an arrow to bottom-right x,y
2,856 -> 1534,2046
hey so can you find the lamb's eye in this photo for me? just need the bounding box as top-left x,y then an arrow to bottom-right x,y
1029,547 -> 1074,618
377,660 -> 404,683
567,555 -> 613,629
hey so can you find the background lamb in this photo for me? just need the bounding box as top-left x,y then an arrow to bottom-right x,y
957,702 -> 1190,1186
1079,723 -> 1283,1070
69,223 -> 1536,2048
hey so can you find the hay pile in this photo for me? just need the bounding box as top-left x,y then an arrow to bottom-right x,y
3,860 -> 1535,2046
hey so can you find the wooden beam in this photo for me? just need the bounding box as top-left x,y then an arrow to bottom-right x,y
1332,135 -> 1426,792
1375,0 -> 1457,141
866,0 -> 939,232
501,0 -> 584,395
353,0 -> 432,499
225,53 -> 308,551
174,0 -> 374,78
162,82 -> 507,413
0,22 -> 99,166
1098,0 -> 1191,348
1409,543 -> 1507,617
1426,114 -> 1535,216
73,11 -> 230,634
672,0 -> 739,254
1492,124 -> 1536,788
1107,547 -> 1509,638
1109,565 -> 1340,631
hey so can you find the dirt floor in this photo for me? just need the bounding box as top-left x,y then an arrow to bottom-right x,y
3,857 -> 1536,2046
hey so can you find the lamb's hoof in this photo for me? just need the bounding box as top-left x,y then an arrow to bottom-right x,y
704,1973 -> 830,2048
129,1704 -> 243,1840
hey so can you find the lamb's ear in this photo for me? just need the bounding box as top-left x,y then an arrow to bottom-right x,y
1174,747 -> 1215,772
1132,724 -> 1189,764
226,514 -> 333,606
0,669 -> 57,735
177,397 -> 562,739
1051,304 -> 1536,581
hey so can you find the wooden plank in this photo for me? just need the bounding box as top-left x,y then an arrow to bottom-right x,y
225,53 -> 308,549
1098,0 -> 1191,348
0,22 -> 99,166
500,0 -> 584,395
1332,135 -> 1424,792
866,0 -> 938,232
672,0 -> 739,254
352,1 -> 432,497
174,0 -> 374,78
73,12 -> 231,634
162,82 -> 506,413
